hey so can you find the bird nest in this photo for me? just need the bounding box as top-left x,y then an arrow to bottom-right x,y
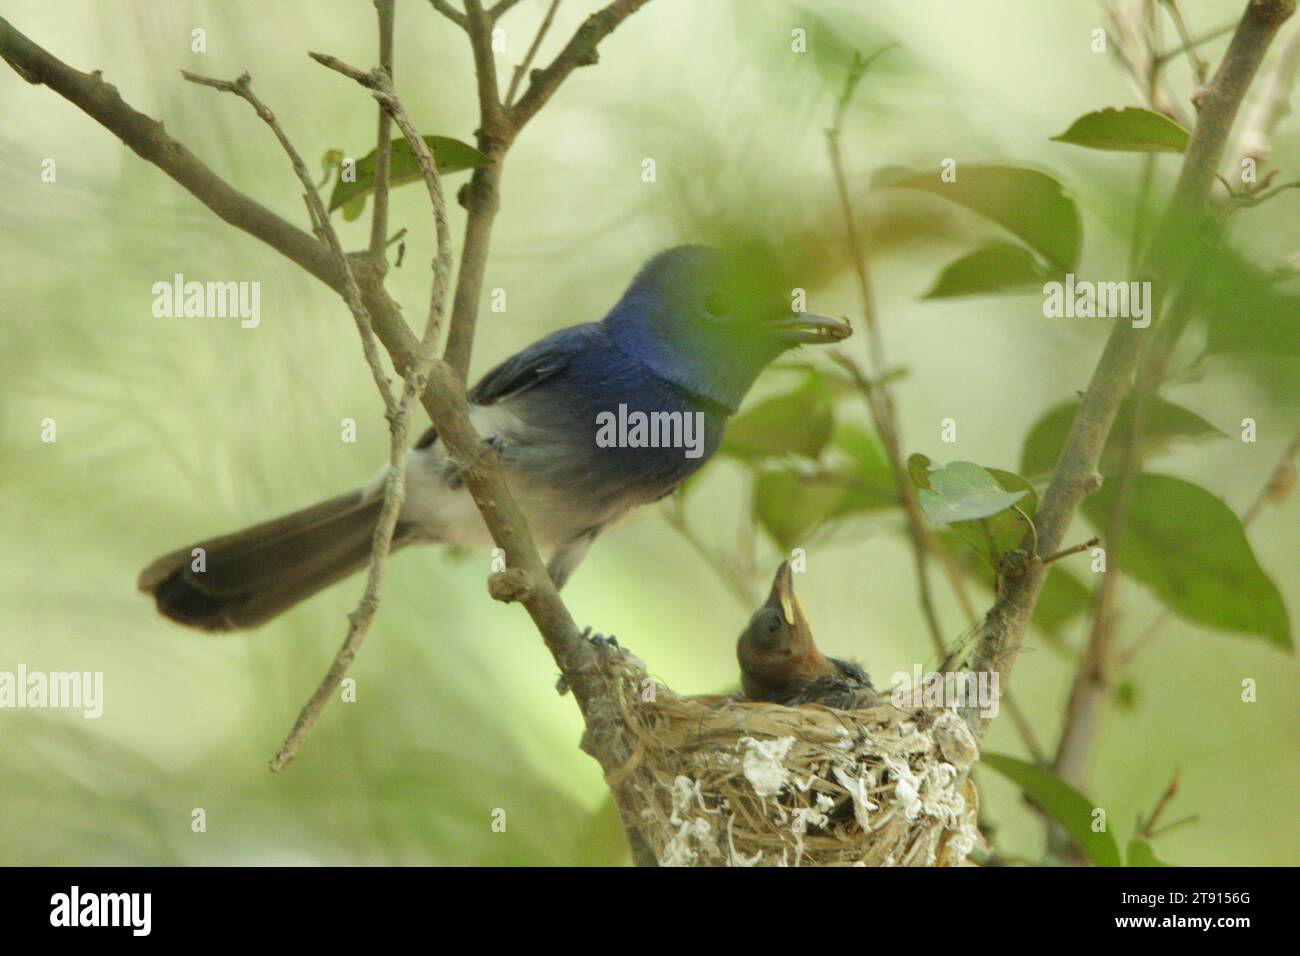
601,647 -> 981,867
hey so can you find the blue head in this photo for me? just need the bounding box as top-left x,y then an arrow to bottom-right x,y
603,246 -> 851,412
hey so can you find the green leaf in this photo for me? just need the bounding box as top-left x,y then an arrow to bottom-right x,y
917,461 -> 1027,525
1082,474 -> 1291,649
912,459 -> 1036,569
874,164 -> 1081,271
327,135 -> 491,215
1126,838 -> 1172,867
1019,396 -> 1226,480
922,242 -> 1056,299
907,451 -> 934,489
1051,107 -> 1190,153
722,376 -> 835,461
981,752 -> 1122,867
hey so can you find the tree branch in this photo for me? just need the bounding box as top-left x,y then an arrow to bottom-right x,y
441,0 -> 653,381
970,0 -> 1296,741
0,16 -> 424,368
0,16 -> 341,288
175,66 -> 441,774
429,0 -> 468,31
508,0 -> 650,133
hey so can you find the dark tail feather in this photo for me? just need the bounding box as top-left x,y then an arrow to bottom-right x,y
138,490 -> 399,632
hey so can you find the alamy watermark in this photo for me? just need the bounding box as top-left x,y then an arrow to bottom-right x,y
50,886 -> 150,936
890,665 -> 1000,718
595,404 -> 706,459
152,273 -> 261,328
0,664 -> 102,718
1043,274 -> 1152,328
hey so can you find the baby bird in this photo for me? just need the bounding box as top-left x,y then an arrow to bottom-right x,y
736,562 -> 879,709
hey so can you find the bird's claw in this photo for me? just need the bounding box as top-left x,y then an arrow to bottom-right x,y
557,628 -> 619,694
581,625 -> 619,659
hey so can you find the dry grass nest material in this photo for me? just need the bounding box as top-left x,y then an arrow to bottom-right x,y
603,647 -> 982,867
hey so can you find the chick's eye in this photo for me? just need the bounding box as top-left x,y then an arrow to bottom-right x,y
703,291 -> 731,318
765,611 -> 783,634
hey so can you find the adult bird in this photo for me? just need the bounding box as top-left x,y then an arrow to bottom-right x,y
140,245 -> 851,631
736,561 -> 879,709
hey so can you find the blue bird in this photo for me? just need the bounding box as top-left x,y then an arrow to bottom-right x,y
139,245 -> 851,630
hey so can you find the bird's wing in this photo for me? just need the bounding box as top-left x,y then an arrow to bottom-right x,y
830,656 -> 874,688
415,323 -> 605,449
469,322 -> 606,406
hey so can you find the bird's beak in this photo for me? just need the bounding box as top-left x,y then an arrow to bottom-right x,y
766,313 -> 852,344
764,561 -> 814,652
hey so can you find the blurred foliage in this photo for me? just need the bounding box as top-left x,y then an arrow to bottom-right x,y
981,752 -> 1121,867
0,0 -> 1296,867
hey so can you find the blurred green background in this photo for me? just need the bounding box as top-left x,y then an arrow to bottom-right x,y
1,0 -> 1296,865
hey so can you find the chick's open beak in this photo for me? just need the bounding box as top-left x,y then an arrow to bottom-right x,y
764,561 -> 814,652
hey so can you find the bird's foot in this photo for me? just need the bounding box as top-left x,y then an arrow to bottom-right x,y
555,628 -> 620,695
581,625 -> 620,659
444,434 -> 507,489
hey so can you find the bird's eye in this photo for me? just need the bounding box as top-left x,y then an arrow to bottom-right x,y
703,291 -> 731,318
765,610 -> 783,634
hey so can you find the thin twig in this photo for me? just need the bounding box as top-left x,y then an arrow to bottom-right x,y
1138,765 -> 1180,835
180,70 -> 398,415
488,0 -> 529,21
1153,19 -> 1238,65
369,0 -> 396,259
443,0 -> 653,380
262,55 -> 465,771
825,50 -> 1048,764
1159,0 -> 1211,83
429,0 -> 468,30
179,68 -> 432,773
506,0 -> 561,107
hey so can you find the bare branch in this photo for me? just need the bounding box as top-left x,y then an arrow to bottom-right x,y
306,51 -> 628,818
309,54 -> 456,352
509,0 -> 652,132
429,0 -> 468,30
175,68 -> 438,774
0,17 -> 424,367
488,0 -> 529,22
506,0 -> 561,107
